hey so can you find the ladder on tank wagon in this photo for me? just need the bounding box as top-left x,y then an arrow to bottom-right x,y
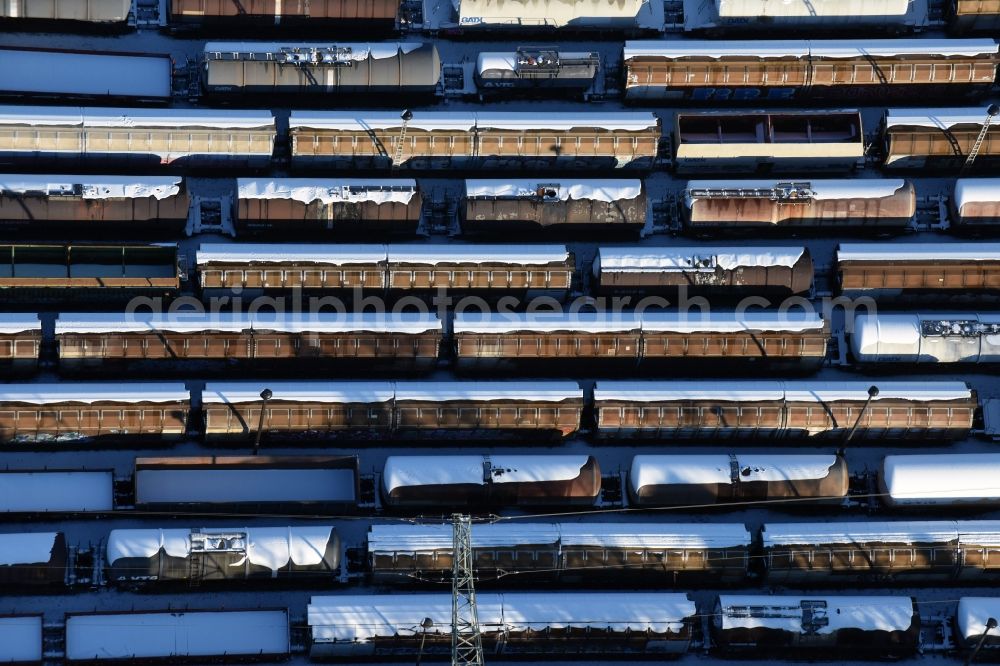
961,105 -> 1000,174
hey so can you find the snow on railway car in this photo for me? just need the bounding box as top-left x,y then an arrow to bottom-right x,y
838,243 -> 1000,297
952,178 -> 1000,228
628,454 -> 849,507
851,312 -> 1000,363
682,0 -> 929,33
367,522 -> 752,583
0,532 -> 67,587
956,597 -> 1000,652
683,179 -> 915,231
381,454 -> 601,508
235,178 -> 421,236
882,107 -> 1000,170
0,106 -> 276,170
133,455 -> 359,510
594,381 -> 976,440
673,110 -> 865,173
880,453 -> 1000,507
762,521 -> 1000,582
288,111 -> 661,170
460,179 -> 646,234
593,246 -> 813,294
168,0 -> 400,28
0,176 -> 189,237
0,47 -> 171,104
196,243 -> 389,290
0,0 -> 131,25
450,0 -> 665,32
711,595 -> 920,657
0,383 -> 190,444
0,615 -> 42,665
308,592 -> 696,658
0,313 -> 41,374
64,609 -> 290,663
107,526 -> 340,586
385,245 -> 574,291
54,311 -> 443,372
623,40 -> 998,103
475,49 -> 600,97
202,42 -> 440,97
0,470 -> 113,514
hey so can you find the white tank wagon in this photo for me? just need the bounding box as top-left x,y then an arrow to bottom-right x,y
0,0 -> 131,24
882,107 -> 1000,171
0,470 -> 113,514
880,454 -> 1000,507
106,526 -> 340,586
762,521 -> 1000,582
682,0 -> 930,33
452,0 -> 665,32
629,454 -> 848,507
0,615 -> 42,665
673,110 -> 865,174
956,598 -> 1000,652
851,312 -> 1000,363
203,42 -> 441,96
64,609 -> 290,662
952,178 -> 1000,228
307,592 -> 696,658
711,595 -> 920,657
838,243 -> 1000,297
0,106 -> 276,170
475,49 -> 600,97
367,521 -> 752,583
594,381 -> 977,440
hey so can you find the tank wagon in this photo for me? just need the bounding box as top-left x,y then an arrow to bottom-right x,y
956,598 -> 1000,653
593,246 -> 812,294
0,469 -> 114,514
367,522 -> 752,584
55,312 -> 443,372
203,380 -> 583,441
881,454 -> 1000,507
0,615 -> 42,665
0,313 -> 41,373
838,243 -> 1000,298
235,178 -> 420,236
460,179 -> 646,234
168,0 -> 400,28
683,179 -> 916,231
681,0 -> 929,33
712,595 -> 919,658
673,110 -> 865,173
381,454 -> 601,508
952,178 -> 1000,228
0,383 -> 189,444
594,381 -> 976,440
0,0 -> 131,25
883,107 -> 1000,170
0,532 -> 67,587
308,592 -> 695,659
475,49 -> 600,98
202,42 -> 440,97
0,176 -> 189,237
851,312 -> 1000,363
288,110 -> 661,170
0,106 -> 276,170
624,40 -> 998,103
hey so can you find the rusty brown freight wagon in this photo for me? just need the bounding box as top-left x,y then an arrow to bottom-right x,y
0,176 -> 189,236
0,0 -> 131,24
168,0 -> 400,27
593,246 -> 813,294
288,111 -> 661,170
683,179 -> 917,231
0,313 -> 41,374
0,383 -> 189,444
235,178 -> 421,236
0,532 -> 66,587
384,245 -> 574,291
952,0 -> 1000,31
882,107 -> 1000,170
196,244 -> 388,290
838,243 -> 1000,297
460,179 -> 646,234
594,381 -> 977,440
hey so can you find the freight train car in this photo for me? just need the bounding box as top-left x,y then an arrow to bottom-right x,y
711,595 -> 920,658
381,454 -> 601,508
235,178 -> 421,236
951,178 -> 1000,228
0,0 -> 131,25
168,0 -> 400,29
366,522 -> 752,584
0,106 -> 276,170
623,40 -> 998,102
683,179 -> 916,231
450,0 -> 665,33
0,313 -> 41,374
308,592 -> 696,659
880,454 -> 1000,507
0,532 -> 67,587
202,42 -> 440,97
762,521 -> 1000,583
0,383 -> 190,444
0,176 -> 189,237
882,107 -> 1000,170
956,598 -> 1000,652
838,243 -> 1000,298
0,615 -> 42,665
460,179 -> 646,234
474,48 -> 600,98
0,469 -> 113,514
64,609 -> 290,663
593,246 -> 812,294
673,110 -> 865,173
106,526 -> 340,586
628,454 -> 849,506
55,312 -> 443,372
288,111 -> 661,170
851,312 -> 1000,363
594,381 -> 976,440
953,0 -> 1000,31
681,0 -> 930,33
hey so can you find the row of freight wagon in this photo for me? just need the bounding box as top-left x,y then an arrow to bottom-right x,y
2,594 -> 1000,662
8,105 -> 1000,172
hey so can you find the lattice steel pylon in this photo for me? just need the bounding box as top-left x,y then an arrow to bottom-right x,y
451,513 -> 484,666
